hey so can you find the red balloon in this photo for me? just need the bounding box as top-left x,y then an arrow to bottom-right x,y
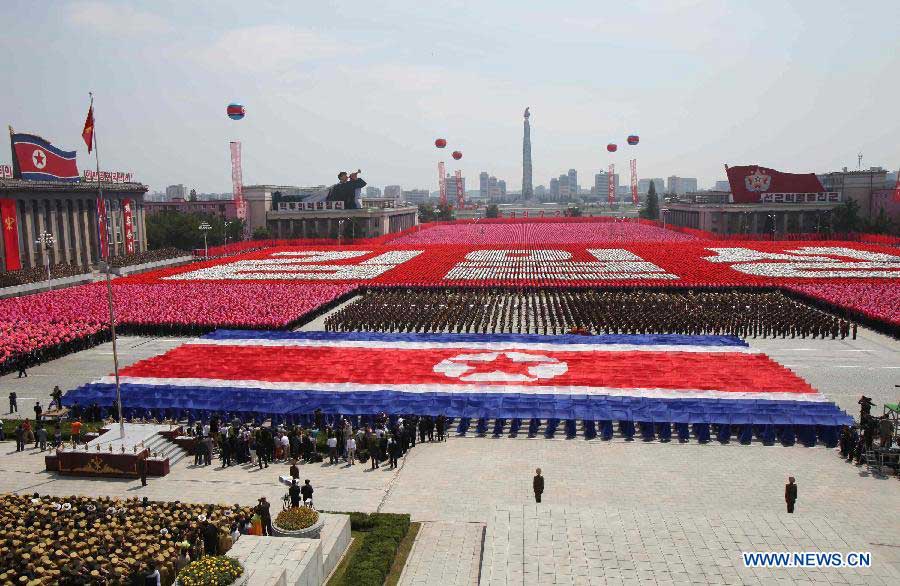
434,138 -> 447,148
452,151 -> 462,160
607,143 -> 618,153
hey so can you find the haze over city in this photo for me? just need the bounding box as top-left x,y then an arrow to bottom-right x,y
1,0 -> 899,192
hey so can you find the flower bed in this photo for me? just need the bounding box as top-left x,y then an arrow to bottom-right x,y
785,283 -> 900,326
0,281 -> 356,372
272,507 -> 323,539
274,507 -> 319,531
389,219 -> 698,245
0,494 -> 253,585
177,555 -> 243,586
1,231 -> 899,372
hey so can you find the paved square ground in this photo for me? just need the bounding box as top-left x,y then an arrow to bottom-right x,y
1,328 -> 898,584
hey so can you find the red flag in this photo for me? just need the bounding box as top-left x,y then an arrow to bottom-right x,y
893,169 -> 900,203
82,104 -> 94,153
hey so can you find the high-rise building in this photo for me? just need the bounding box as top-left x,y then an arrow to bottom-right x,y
365,186 -> 382,197
558,174 -> 570,200
549,177 -> 559,200
480,172 -> 508,201
667,176 -> 698,195
479,172 -> 490,198
534,185 -> 547,198
384,185 -> 402,200
714,180 -> 731,191
637,178 -> 665,195
594,172 -> 620,199
401,189 -> 429,205
522,107 -> 533,199
568,169 -> 578,197
165,184 -> 186,201
444,173 -> 466,200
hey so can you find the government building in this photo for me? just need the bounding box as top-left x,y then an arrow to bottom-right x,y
663,165 -> 843,236
0,178 -> 148,272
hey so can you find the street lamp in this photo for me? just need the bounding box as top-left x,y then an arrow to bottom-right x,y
767,213 -> 777,241
198,221 -> 211,258
35,231 -> 54,288
223,220 -> 232,249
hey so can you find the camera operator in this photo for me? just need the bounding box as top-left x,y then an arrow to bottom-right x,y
327,169 -> 366,209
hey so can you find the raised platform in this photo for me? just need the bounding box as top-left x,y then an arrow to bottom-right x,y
227,513 -> 350,586
45,423 -> 186,478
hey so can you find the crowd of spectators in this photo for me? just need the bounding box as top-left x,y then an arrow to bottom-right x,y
108,247 -> 189,268
187,411 -> 447,473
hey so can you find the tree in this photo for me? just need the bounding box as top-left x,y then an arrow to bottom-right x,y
566,206 -> 582,217
188,189 -> 197,202
436,202 -> 455,221
639,181 -> 659,220
831,199 -> 861,233
485,204 -> 500,219
146,211 -> 245,250
252,226 -> 271,240
864,206 -> 896,235
417,203 -> 436,223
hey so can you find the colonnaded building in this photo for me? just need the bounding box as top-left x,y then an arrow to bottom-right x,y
0,177 -> 148,272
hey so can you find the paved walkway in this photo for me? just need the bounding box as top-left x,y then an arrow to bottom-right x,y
399,521 -> 484,586
1,329 -> 899,584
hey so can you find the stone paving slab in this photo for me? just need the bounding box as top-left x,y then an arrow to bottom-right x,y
398,521 -> 484,586
482,505 -> 899,586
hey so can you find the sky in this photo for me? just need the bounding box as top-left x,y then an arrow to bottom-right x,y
1,0 -> 899,194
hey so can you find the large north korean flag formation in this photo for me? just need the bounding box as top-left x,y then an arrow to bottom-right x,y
11,133 -> 79,181
66,331 -> 851,439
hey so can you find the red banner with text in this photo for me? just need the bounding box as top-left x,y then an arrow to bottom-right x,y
0,198 -> 22,270
123,199 -> 135,254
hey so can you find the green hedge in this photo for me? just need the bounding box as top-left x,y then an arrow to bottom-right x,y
333,513 -> 411,586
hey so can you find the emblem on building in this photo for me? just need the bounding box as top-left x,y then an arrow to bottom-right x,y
744,168 -> 772,192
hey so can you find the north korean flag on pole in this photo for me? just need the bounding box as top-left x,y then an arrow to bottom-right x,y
10,132 -> 79,181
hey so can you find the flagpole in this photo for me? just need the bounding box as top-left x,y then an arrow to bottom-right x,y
90,92 -> 125,439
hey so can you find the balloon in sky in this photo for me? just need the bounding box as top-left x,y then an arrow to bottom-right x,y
227,103 -> 245,120
606,143 -> 617,153
451,150 -> 462,160
434,138 -> 447,148
627,135 -> 640,146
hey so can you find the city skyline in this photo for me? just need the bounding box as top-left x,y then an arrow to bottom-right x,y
1,1 -> 898,194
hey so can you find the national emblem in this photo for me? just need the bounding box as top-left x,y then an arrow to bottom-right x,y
744,167 -> 772,192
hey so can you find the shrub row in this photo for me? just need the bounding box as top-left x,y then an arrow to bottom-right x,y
336,513 -> 411,586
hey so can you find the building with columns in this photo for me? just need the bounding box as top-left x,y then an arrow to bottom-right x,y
267,200 -> 417,239
0,178 -> 148,272
663,191 -> 841,236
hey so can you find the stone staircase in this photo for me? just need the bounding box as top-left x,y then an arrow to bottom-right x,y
143,432 -> 189,465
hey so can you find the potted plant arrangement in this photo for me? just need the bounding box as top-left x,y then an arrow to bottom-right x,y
176,555 -> 245,586
272,506 -> 324,539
